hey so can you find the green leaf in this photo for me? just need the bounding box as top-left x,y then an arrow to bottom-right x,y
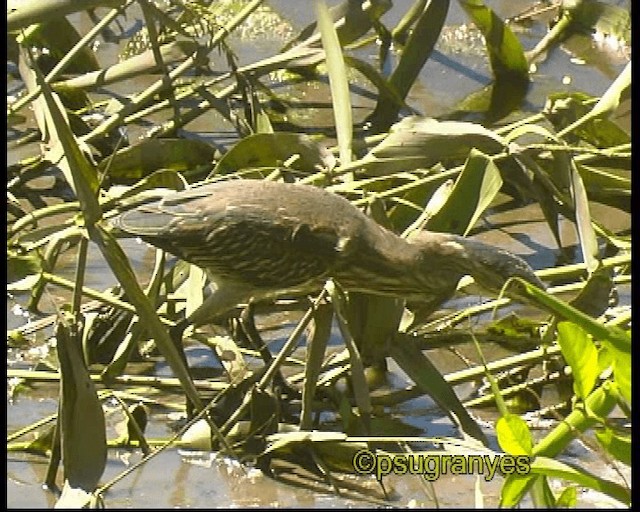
213,132 -> 335,175
509,279 -> 630,355
568,268 -> 613,318
613,360 -> 631,404
595,427 -> 631,465
458,0 -> 529,81
496,413 -> 533,456
556,321 -> 600,400
426,148 -> 503,236
343,292 -> 404,368
555,486 -> 578,507
500,473 -> 536,507
315,0 -> 353,166
557,63 -> 631,139
365,117 -> 505,170
528,457 -> 630,506
532,382 -> 617,459
368,0 -> 449,132
29,49 -> 102,226
180,419 -> 213,451
56,315 -> 107,492
569,161 -> 601,275
449,78 -> 529,123
98,138 -> 216,182
301,302 -> 333,430
604,343 -> 631,404
389,339 -> 487,445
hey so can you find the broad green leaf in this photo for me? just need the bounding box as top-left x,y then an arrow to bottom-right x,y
180,419 -> 213,451
401,179 -> 453,238
214,132 -> 335,175
343,292 -> 404,368
500,474 -> 536,507
98,138 -> 216,182
528,457 -> 630,506
496,414 -> 533,456
56,316 -> 106,492
426,149 -> 503,236
555,486 -> 578,507
389,339 -> 487,445
458,0 -> 529,80
16,16 -> 99,74
529,477 -> 556,508
557,321 -> 599,400
557,63 -> 631,139
568,267 -> 613,318
509,278 -> 630,355
595,427 -> 631,466
368,0 -> 449,132
448,78 -> 529,123
612,354 -> 631,404
600,340 -> 632,404
365,117 -> 505,168
262,432 -> 367,474
29,49 -> 101,226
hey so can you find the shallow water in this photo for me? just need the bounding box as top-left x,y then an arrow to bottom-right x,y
7,0 -> 631,507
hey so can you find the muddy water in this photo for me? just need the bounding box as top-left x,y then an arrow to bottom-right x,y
7,0 -> 630,508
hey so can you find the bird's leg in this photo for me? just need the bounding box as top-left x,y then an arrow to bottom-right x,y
169,282 -> 255,418
236,302 -> 299,399
168,318 -> 198,418
185,282 -> 255,329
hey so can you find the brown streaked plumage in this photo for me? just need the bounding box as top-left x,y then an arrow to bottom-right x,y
112,179 -> 543,326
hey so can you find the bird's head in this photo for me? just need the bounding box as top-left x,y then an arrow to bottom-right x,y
407,231 -> 545,300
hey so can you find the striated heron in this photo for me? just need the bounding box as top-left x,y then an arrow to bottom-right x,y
112,179 -> 543,332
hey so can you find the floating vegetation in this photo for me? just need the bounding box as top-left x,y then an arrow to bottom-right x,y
7,0 -> 630,507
